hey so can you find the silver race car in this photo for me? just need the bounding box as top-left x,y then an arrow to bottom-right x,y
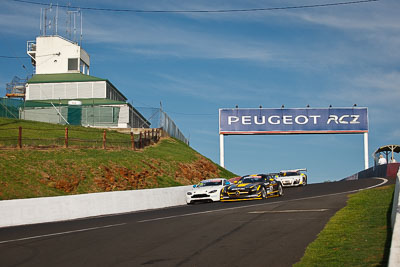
186,178 -> 230,204
275,169 -> 307,187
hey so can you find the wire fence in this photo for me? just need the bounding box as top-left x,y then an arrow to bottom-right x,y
0,99 -> 189,145
0,127 -> 161,150
0,98 -> 22,119
137,107 -> 189,145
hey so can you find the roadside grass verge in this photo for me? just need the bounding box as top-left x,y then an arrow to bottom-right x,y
0,117 -> 132,142
294,184 -> 394,267
0,118 -> 237,200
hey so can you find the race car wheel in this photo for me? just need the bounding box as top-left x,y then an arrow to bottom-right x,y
302,177 -> 307,186
277,184 -> 283,196
260,187 -> 267,199
220,192 -> 225,201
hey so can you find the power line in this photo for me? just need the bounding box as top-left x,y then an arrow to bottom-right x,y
12,0 -> 379,13
0,31 -> 31,74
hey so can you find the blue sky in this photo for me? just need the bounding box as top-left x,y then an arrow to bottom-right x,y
1,0 -> 399,183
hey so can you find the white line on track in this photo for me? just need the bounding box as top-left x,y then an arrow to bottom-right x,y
249,209 -> 329,214
137,178 -> 388,223
0,223 -> 126,245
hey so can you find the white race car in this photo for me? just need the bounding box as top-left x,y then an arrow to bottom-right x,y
186,178 -> 230,204
275,169 -> 307,187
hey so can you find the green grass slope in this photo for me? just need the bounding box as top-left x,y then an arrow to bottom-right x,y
294,184 -> 394,267
0,118 -> 237,200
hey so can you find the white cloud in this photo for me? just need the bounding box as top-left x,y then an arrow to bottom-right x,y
0,3 -> 39,36
322,71 -> 400,107
147,73 -> 252,102
83,12 -> 273,61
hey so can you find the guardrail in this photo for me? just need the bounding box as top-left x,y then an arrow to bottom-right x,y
0,185 -> 192,228
389,169 -> 400,266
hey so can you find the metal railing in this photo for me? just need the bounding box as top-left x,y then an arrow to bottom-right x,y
137,107 -> 189,145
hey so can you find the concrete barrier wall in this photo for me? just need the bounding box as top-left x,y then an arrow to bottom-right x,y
343,163 -> 400,181
389,169 -> 400,266
0,185 -> 192,228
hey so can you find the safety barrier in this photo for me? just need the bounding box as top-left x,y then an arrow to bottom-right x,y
389,169 -> 400,266
343,163 -> 400,180
0,185 -> 192,228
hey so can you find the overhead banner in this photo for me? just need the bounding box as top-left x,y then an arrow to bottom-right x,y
219,107 -> 368,135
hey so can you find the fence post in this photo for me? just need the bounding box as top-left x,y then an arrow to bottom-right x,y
151,129 -> 154,143
65,127 -> 69,148
131,132 -> 135,150
139,132 -> 143,149
103,130 -> 106,150
18,126 -> 22,149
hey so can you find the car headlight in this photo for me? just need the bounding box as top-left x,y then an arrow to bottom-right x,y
209,190 -> 217,194
187,192 -> 192,196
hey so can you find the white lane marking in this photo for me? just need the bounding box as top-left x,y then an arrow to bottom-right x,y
0,223 -> 126,245
249,209 -> 329,214
138,178 -> 388,223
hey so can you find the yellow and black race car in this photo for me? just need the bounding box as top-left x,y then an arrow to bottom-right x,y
220,174 -> 283,202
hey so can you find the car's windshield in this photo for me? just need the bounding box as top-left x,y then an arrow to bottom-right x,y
198,180 -> 222,187
240,177 -> 264,184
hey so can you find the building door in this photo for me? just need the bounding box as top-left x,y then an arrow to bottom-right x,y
68,106 -> 82,125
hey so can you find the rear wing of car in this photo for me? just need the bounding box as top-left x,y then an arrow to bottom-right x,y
280,168 -> 307,173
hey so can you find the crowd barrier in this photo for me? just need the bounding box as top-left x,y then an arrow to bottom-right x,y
389,169 -> 400,266
0,185 -> 192,228
343,163 -> 400,181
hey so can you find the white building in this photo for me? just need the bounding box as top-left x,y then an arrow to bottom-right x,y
23,35 -> 149,128
27,35 -> 90,75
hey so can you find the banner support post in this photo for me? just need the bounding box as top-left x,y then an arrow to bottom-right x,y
220,134 -> 225,168
364,132 -> 369,170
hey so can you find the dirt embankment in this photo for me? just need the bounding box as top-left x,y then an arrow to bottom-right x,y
39,156 -> 220,194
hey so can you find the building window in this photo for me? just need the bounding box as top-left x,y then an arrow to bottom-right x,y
80,60 -> 89,75
68,58 -> 79,71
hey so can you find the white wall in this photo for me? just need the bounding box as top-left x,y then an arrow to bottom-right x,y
26,81 -> 106,100
0,186 -> 192,228
118,105 -> 130,128
389,169 -> 400,266
35,36 -> 90,75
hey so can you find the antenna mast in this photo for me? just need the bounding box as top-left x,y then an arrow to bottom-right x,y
40,4 -> 59,36
38,2 -> 83,44
66,4 -> 83,45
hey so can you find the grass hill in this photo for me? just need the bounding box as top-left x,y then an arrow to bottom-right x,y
0,117 -> 237,200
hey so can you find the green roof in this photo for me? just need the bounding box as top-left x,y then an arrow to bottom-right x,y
27,73 -> 107,84
24,98 -> 126,107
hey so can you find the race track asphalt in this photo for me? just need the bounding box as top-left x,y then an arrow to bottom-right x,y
0,177 -> 393,267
